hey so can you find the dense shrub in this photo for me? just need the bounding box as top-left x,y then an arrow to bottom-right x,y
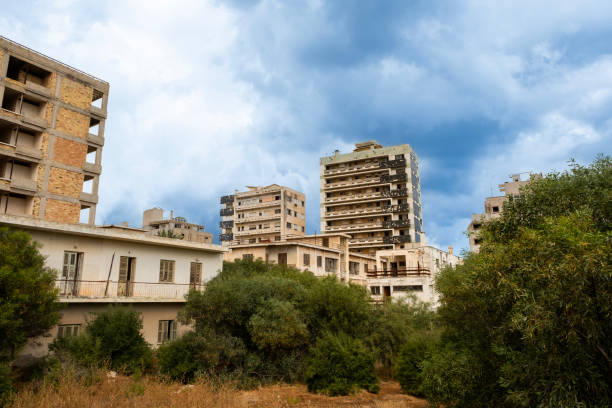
394,334 -> 433,397
52,306 -> 152,374
305,332 -> 379,396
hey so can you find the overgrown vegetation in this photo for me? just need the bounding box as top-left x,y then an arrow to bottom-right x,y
0,228 -> 61,403
420,156 -> 611,407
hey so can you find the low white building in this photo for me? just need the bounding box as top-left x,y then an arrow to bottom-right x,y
0,214 -> 225,358
367,244 -> 461,306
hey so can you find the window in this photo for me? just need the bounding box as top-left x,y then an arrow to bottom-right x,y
278,253 -> 287,265
317,256 -> 322,268
190,262 -> 202,288
159,260 -> 175,282
242,254 -> 254,261
275,236 -> 281,241
492,206 -> 499,213
60,251 -> 82,296
349,261 -> 360,275
370,286 -> 381,295
303,253 -> 310,266
322,237 -> 329,247
57,324 -> 80,339
325,257 -> 338,272
393,285 -> 423,292
275,209 -> 281,214
158,320 -> 177,343
301,226 -> 305,232
287,222 -> 292,228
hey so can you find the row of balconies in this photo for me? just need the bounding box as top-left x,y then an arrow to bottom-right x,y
220,220 -> 234,229
381,188 -> 409,198
220,194 -> 234,204
220,208 -> 234,216
382,203 -> 410,213
235,199 -> 281,210
235,213 -> 281,223
235,227 -> 281,236
323,161 -> 381,176
325,222 -> 384,232
382,219 -> 411,228
349,237 -> 384,245
383,235 -> 412,244
56,279 -> 199,300
380,172 -> 407,183
379,157 -> 407,168
325,206 -> 385,218
219,233 -> 234,241
324,191 -> 385,203
324,176 -> 382,190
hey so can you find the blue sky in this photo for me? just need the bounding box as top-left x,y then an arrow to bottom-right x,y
3,0 -> 611,252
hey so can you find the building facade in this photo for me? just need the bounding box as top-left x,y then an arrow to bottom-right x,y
0,37 -> 108,225
1,214 -> 225,358
224,233 -> 376,286
320,141 -> 423,257
219,184 -> 306,247
468,173 -> 539,252
143,207 -> 213,244
367,245 -> 461,305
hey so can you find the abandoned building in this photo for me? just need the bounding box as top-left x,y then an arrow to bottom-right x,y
468,172 -> 540,252
143,207 -> 213,243
219,184 -> 306,246
0,36 -> 108,225
320,141 -> 424,257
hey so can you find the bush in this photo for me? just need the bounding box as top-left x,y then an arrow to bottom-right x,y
52,306 -> 152,374
0,363 -> 11,406
305,332 -> 379,396
394,334 -> 433,397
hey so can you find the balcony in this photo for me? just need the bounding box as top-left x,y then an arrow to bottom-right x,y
325,176 -> 385,190
10,177 -> 37,192
236,199 -> 281,210
82,162 -> 102,174
380,173 -> 407,183
381,188 -> 408,198
325,222 -> 383,232
349,237 -> 384,245
87,133 -> 105,146
79,191 -> 98,204
24,80 -> 51,98
379,157 -> 406,168
366,267 -> 430,278
15,144 -> 42,160
220,194 -> 234,204
220,208 -> 234,216
382,204 -> 410,213
219,233 -> 234,241
55,279 -> 202,301
383,235 -> 412,244
324,191 -> 385,204
324,162 -> 382,176
325,206 -> 384,218
235,213 -> 281,223
235,227 -> 280,236
382,220 -> 411,228
219,220 -> 234,228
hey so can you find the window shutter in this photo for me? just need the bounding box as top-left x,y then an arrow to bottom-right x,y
119,257 -> 128,282
171,320 -> 177,340
170,261 -> 175,282
157,320 -> 164,343
159,260 -> 164,282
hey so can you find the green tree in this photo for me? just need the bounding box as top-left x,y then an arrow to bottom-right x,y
423,157 -> 612,407
0,228 -> 61,362
156,229 -> 184,239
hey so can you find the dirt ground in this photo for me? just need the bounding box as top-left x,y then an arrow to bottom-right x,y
9,373 -> 428,408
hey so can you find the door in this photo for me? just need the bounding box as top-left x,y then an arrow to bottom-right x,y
61,251 -> 80,296
383,286 -> 391,299
190,262 -> 202,290
278,253 -> 287,266
117,256 -> 136,296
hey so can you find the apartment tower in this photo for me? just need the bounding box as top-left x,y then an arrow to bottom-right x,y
320,141 -> 423,256
0,37 -> 108,224
219,184 -> 306,246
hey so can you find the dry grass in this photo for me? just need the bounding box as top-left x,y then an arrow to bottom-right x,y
7,371 -> 427,408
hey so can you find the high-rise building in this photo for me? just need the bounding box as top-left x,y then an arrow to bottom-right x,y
468,172 -> 539,252
0,37 -> 108,224
320,141 -> 423,256
219,184 -> 306,246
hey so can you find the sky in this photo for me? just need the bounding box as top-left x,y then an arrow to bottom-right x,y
2,0 -> 611,253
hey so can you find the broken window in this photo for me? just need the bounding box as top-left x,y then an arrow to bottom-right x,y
1,88 -> 22,113
6,56 -> 51,86
157,320 -> 177,343
0,121 -> 16,145
91,89 -> 104,109
89,117 -> 100,136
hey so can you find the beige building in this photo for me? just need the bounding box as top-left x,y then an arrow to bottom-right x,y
1,214 -> 225,358
0,37 -> 108,225
468,173 -> 539,252
219,184 -> 306,246
143,207 -> 213,244
368,245 -> 461,305
224,233 -> 376,286
320,141 -> 423,257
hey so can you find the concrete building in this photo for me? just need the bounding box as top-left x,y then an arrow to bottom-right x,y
143,207 -> 213,244
468,173 -> 539,252
320,141 -> 423,257
367,245 -> 461,305
224,233 -> 376,286
0,37 -> 108,225
219,184 -> 306,247
0,214 -> 225,357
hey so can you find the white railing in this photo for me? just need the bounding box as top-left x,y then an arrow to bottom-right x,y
55,280 -> 203,300
324,191 -> 385,203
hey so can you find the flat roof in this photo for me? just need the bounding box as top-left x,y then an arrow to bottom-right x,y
0,215 -> 226,253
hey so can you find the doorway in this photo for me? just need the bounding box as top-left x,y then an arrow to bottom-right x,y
278,253 -> 287,266
60,251 -> 82,296
383,286 -> 391,298
117,256 -> 136,296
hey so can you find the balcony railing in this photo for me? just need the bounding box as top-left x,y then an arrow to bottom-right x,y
325,206 -> 384,218
379,158 -> 406,168
382,204 -> 410,213
10,177 -> 37,191
220,208 -> 234,216
324,162 -> 381,176
382,220 -> 410,228
55,279 -> 203,300
325,191 -> 385,203
236,199 -> 281,210
220,220 -> 233,228
325,176 -> 382,190
235,227 -> 280,236
381,188 -> 408,198
349,237 -> 384,245
380,173 -> 407,183
235,213 -> 281,223
383,235 -> 412,244
219,233 -> 234,241
326,222 -> 383,232
220,194 -> 234,204
366,267 -> 430,278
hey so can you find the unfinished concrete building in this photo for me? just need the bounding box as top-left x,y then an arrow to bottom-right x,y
219,184 -> 306,247
142,207 -> 213,244
320,141 -> 423,257
0,37 -> 108,224
468,173 -> 540,252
